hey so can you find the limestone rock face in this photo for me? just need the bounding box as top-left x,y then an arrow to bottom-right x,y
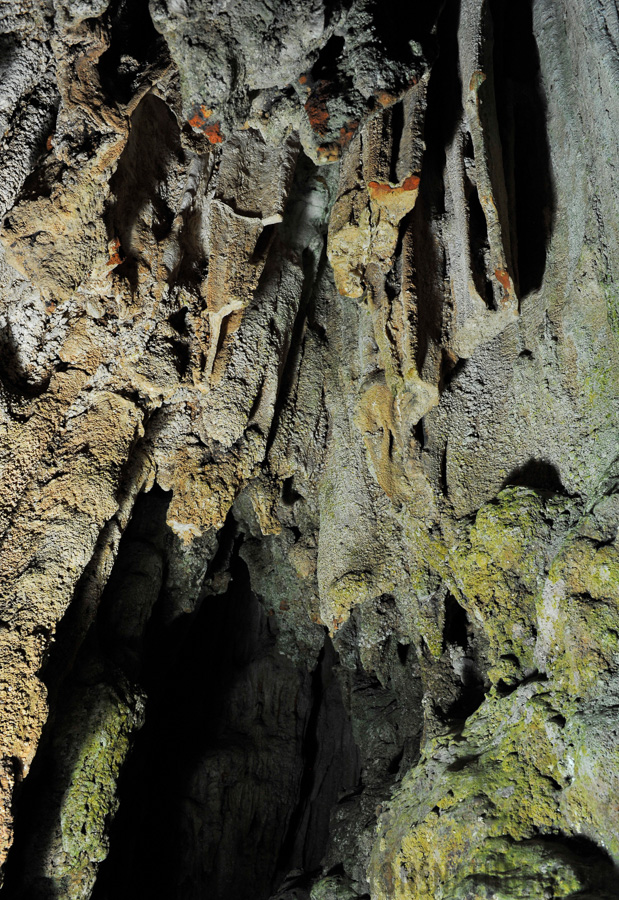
0,0 -> 617,898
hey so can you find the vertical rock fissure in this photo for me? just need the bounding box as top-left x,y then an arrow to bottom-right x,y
489,0 -> 555,296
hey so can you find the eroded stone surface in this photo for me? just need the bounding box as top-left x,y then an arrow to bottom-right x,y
0,0 -> 617,898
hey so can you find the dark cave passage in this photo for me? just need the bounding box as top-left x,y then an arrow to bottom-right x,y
442,592 -> 487,720
89,525 -> 359,900
490,0 -> 555,296
98,0 -> 166,104
0,485 -> 432,900
406,0 -> 462,378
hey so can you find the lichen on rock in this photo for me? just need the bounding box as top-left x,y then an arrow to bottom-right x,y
0,0 -> 617,898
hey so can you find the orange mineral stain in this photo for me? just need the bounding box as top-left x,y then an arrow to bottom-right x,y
368,174 -> 420,199
339,119 -> 358,147
188,105 -> 222,142
204,121 -> 224,144
316,119 -> 359,161
401,174 -> 421,191
305,97 -> 330,134
494,267 -> 511,292
107,237 -> 124,268
375,90 -> 397,107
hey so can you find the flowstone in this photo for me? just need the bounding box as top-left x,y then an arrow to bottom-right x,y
0,0 -> 617,898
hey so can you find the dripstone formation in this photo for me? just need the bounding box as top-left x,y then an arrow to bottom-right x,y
0,0 -> 617,898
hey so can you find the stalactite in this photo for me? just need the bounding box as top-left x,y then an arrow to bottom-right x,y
0,1 -> 617,898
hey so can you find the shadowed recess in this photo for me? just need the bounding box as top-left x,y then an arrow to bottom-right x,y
502,458 -> 565,494
490,0 -> 555,296
91,520 -> 360,900
98,0 -> 165,104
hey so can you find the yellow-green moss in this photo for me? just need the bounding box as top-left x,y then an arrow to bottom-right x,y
537,533 -> 619,695
603,276 -> 619,337
369,684 -> 571,900
561,712 -> 619,861
407,524 -> 450,659
448,488 -> 571,683
56,684 -> 145,897
310,875 -> 359,900
449,837 -> 585,899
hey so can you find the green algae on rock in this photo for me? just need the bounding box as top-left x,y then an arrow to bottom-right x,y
0,0 -> 617,897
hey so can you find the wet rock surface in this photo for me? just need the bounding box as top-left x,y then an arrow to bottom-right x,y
0,0 -> 617,898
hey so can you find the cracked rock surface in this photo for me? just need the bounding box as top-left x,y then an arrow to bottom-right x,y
0,0 -> 617,898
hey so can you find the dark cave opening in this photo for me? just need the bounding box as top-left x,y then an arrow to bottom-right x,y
443,591 -> 468,651
388,101 -> 405,185
281,476 -> 303,507
169,306 -> 189,336
466,178 -> 495,310
440,445 -> 449,497
168,336 -> 191,378
443,592 -> 487,720
501,458 -> 566,495
88,516 -> 360,900
89,529 -> 269,900
396,641 -> 410,666
0,487 -> 173,900
489,0 -> 555,296
98,0 -> 165,105
274,635 -> 358,883
412,418 -> 426,451
369,0 -> 441,65
407,0 -> 462,379
310,35 -> 346,85
276,640 -> 330,877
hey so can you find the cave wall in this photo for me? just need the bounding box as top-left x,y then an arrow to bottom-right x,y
0,0 -> 617,898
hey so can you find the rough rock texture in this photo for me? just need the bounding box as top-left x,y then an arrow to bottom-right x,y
0,0 -> 617,898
